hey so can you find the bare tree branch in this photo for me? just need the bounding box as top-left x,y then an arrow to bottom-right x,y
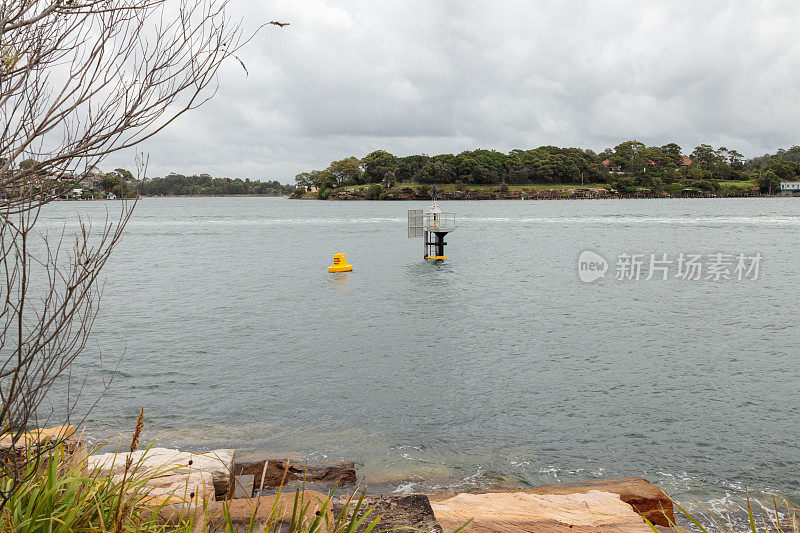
0,0 -> 260,213
0,0 -> 267,507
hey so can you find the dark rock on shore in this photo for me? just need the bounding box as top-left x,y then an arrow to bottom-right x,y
332,493 -> 443,533
235,458 -> 357,490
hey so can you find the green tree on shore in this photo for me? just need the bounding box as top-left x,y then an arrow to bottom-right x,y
363,150 -> 397,183
328,156 -> 364,186
758,170 -> 781,194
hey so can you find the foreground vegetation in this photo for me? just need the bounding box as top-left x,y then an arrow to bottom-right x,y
293,142 -> 800,199
2,441 -> 796,532
0,444 -> 397,533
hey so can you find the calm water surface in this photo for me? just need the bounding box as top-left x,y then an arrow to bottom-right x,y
40,197 -> 799,513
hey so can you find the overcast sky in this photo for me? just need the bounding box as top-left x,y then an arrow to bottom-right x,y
115,0 -> 800,183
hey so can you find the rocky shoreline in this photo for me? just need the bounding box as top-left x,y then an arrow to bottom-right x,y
4,426 -> 681,532
87,443 -> 676,532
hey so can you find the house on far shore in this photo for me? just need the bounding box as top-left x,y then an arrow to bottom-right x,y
601,160 -> 623,174
56,172 -> 75,181
780,181 -> 800,196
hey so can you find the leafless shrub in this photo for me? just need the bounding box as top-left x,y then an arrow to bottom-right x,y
0,0 -> 264,508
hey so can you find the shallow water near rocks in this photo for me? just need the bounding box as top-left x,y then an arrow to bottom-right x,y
39,197 -> 799,517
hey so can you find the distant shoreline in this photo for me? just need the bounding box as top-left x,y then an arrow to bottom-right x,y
51,194 -> 796,202
303,194 -> 791,201
53,194 -> 289,201
294,186 -> 793,201
141,194 -> 287,198
291,181 -> 790,201
51,191 -> 799,201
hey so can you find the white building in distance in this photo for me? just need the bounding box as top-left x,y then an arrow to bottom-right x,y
780,181 -> 800,195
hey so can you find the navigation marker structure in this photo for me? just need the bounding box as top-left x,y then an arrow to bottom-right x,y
408,187 -> 456,261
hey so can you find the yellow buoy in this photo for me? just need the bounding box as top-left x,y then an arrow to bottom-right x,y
328,252 -> 353,273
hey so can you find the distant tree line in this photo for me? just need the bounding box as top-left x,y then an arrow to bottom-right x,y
295,142 -> 800,197
0,159 -> 139,199
141,173 -> 293,196
3,161 -> 294,199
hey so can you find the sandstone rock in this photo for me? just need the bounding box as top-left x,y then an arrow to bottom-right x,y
236,459 -> 356,490
430,489 -> 654,533
138,470 -> 215,506
89,448 -> 234,500
153,490 -> 332,529
0,425 -> 75,447
0,425 -> 87,473
525,477 -> 674,526
62,439 -> 88,472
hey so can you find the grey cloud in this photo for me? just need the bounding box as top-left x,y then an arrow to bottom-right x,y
106,0 -> 800,181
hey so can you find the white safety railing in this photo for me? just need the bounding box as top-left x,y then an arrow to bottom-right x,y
424,212 -> 456,232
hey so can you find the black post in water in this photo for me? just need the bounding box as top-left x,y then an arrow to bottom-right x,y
434,231 -> 448,258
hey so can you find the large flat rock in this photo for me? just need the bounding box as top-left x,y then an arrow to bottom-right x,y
89,448 -> 234,500
430,490 -> 654,533
525,477 -> 674,526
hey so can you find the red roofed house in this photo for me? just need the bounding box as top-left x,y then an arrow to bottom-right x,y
601,159 -> 622,173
